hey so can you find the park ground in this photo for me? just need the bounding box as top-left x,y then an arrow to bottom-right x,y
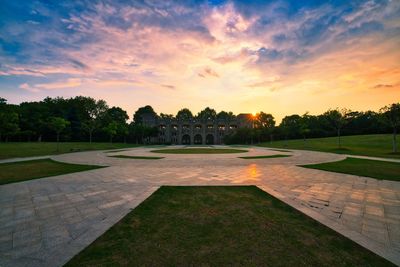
0,134 -> 398,160
0,145 -> 399,266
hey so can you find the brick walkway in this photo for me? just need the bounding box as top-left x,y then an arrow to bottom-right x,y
0,146 -> 399,266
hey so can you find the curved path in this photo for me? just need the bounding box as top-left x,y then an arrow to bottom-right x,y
0,146 -> 399,266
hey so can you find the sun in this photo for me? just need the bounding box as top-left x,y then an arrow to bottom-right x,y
252,111 -> 257,117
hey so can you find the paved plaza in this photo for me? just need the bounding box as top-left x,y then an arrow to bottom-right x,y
0,146 -> 399,266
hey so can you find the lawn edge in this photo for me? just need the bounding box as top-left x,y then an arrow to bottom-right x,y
108,155 -> 164,160
0,159 -> 106,186
258,144 -> 400,160
299,157 -> 399,181
257,184 -> 399,266
238,155 -> 291,159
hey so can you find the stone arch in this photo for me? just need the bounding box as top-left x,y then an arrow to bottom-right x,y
194,134 -> 202,145
206,134 -> 214,145
182,134 -> 191,145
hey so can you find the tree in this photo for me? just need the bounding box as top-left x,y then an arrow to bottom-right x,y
254,112 -> 275,143
176,108 -> 193,121
300,113 -> 311,147
117,123 -> 129,143
197,107 -> 217,121
324,108 -> 351,149
224,127 -> 252,144
345,111 -> 385,135
133,105 -> 157,124
279,115 -> 302,139
48,117 -> 70,151
103,121 -> 118,143
380,103 -> 400,153
160,113 -> 174,120
19,101 -> 49,141
0,99 -> 19,142
0,112 -> 19,142
105,107 -> 129,124
217,111 -> 236,121
82,99 -> 108,143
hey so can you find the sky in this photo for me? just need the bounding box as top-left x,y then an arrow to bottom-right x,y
0,0 -> 399,122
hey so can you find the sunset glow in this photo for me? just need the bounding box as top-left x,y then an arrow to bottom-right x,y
1,1 -> 399,121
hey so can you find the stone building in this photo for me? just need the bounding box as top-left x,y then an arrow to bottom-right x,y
141,113 -> 253,145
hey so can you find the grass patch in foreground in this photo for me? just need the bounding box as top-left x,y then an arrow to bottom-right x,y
0,142 -> 140,160
269,148 -> 292,152
108,155 -> 164,160
66,186 -> 393,267
0,159 -> 103,185
151,148 -> 247,154
301,157 -> 400,181
239,154 -> 291,159
259,134 -> 400,159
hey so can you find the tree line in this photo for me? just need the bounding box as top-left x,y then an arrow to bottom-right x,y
0,97 -> 398,152
227,105 -> 399,153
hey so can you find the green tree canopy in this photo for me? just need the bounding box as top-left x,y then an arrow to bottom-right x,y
176,108 -> 193,121
160,113 -> 174,120
217,111 -> 236,121
48,117 -> 70,150
82,98 -> 108,143
323,108 -> 351,148
0,99 -> 19,141
104,121 -> 119,143
197,107 -> 217,121
380,103 -> 400,152
104,107 -> 129,124
133,105 -> 157,124
255,112 -> 275,129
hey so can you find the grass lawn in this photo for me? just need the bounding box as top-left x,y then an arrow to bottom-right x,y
66,186 -> 393,267
239,155 -> 291,159
151,148 -> 248,154
259,134 -> 400,159
0,142 -> 139,160
269,148 -> 292,152
301,157 -> 400,181
0,159 -> 103,185
108,155 -> 164,160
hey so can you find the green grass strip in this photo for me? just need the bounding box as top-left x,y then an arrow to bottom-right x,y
0,142 -> 140,160
239,154 -> 291,159
301,157 -> 400,181
268,148 -> 292,152
0,159 -> 104,185
151,148 -> 248,154
109,155 -> 164,160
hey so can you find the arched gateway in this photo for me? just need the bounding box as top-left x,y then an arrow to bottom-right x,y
182,134 -> 191,145
194,134 -> 202,144
140,112 -> 253,145
206,134 -> 214,145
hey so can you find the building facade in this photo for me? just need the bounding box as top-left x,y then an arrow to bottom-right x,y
141,113 -> 252,145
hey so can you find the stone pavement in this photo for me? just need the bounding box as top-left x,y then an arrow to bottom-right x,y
0,146 -> 399,266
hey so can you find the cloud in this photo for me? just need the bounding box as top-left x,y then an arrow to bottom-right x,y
19,78 -> 82,92
69,59 -> 89,70
1,0 -> 400,121
372,83 -> 400,89
161,84 -> 176,89
198,67 -> 220,78
0,67 -> 45,77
